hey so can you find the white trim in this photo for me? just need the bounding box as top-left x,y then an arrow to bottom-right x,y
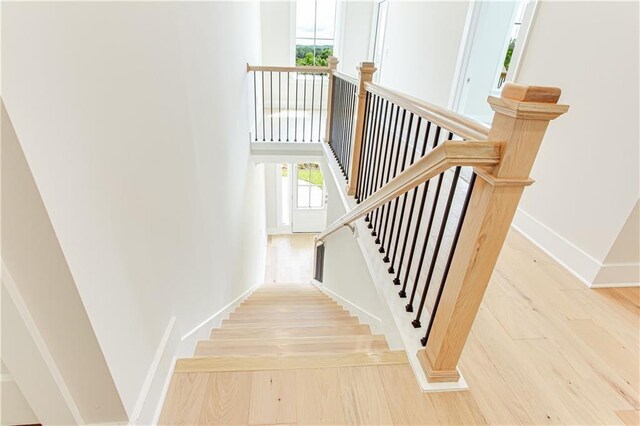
312,279 -> 383,327
0,373 -> 15,383
448,1 -> 481,111
130,316 -> 176,424
1,261 -> 85,424
151,354 -> 177,426
508,0 -> 539,82
149,280 -> 263,425
512,208 -> 639,288
180,281 -> 262,343
592,261 -> 640,287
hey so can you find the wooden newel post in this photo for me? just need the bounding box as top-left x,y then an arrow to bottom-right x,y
347,62 -> 377,195
418,84 -> 569,383
324,56 -> 339,144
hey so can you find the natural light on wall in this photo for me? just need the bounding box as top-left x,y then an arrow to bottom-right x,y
296,0 -> 337,66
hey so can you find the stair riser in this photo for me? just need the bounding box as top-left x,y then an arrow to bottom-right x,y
210,325 -> 372,339
229,311 -> 350,319
194,341 -> 390,357
241,300 -> 337,306
220,317 -> 359,328
234,306 -> 344,313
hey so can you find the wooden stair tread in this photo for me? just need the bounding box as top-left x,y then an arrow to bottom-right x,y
220,317 -> 359,328
210,324 -> 372,339
229,310 -> 350,319
175,351 -> 409,373
234,305 -> 344,313
241,299 -> 337,306
195,335 -> 389,356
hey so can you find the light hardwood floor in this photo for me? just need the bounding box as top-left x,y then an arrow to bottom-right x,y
161,229 -> 639,425
264,234 -> 315,283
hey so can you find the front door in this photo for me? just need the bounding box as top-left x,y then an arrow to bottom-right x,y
291,162 -> 327,232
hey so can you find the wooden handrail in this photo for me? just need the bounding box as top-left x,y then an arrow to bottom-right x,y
332,70 -> 359,86
365,83 -> 490,141
246,64 -> 329,73
315,140 -> 501,242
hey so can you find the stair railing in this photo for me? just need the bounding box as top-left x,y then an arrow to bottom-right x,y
247,63 -> 333,143
315,62 -> 569,384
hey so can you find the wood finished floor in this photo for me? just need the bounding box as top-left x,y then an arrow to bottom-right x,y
264,234 -> 315,284
160,229 -> 639,425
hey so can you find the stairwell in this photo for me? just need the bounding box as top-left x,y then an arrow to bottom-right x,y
159,282 -> 434,425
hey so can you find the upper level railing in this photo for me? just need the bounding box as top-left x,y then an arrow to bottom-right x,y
247,64 -> 329,143
310,57 -> 569,384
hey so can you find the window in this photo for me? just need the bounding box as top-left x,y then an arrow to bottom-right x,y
295,0 -> 337,66
296,163 -> 324,208
497,1 -> 527,89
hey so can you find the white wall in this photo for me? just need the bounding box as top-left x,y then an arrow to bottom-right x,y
2,1 -> 266,420
377,1 -> 470,106
2,102 -> 127,423
261,1 -> 294,66
512,0 -> 640,286
336,0 -> 374,76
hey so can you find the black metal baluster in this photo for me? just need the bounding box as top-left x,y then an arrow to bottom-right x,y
369,100 -> 389,230
302,73 -> 307,142
398,123 -> 437,299
310,74 -> 316,142
420,172 -> 476,346
318,74 -> 324,142
384,109 -> 409,265
287,72 -> 290,142
295,72 -> 298,142
270,71 -> 274,141
337,79 -> 345,170
411,165 -> 462,328
261,71 -> 266,141
392,117 -> 423,286
380,106 -> 403,253
278,72 -> 282,141
356,92 -> 372,202
373,101 -> 393,232
401,125 -> 443,303
346,84 -> 356,179
344,82 -> 352,173
334,79 -> 343,167
365,96 -> 385,220
363,95 -> 381,213
375,104 -> 399,246
387,111 -> 414,274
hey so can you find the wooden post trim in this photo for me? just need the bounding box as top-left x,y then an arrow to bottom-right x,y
324,56 -> 339,144
346,62 -> 377,195
418,83 -> 569,383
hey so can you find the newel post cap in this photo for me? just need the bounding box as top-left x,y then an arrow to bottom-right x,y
327,56 -> 339,70
357,62 -> 377,84
488,83 -> 569,120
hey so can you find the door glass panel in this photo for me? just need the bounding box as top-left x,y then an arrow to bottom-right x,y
296,162 -> 324,208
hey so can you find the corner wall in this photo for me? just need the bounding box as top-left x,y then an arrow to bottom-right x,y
512,0 -> 640,286
2,1 -> 266,421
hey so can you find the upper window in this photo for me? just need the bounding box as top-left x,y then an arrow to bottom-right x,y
296,0 -> 337,66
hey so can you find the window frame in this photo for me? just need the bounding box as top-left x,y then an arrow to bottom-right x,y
294,0 -> 337,67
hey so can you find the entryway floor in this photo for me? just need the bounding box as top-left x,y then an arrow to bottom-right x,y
265,234 -> 315,283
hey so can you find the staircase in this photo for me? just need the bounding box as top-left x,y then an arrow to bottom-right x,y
159,282 -> 428,425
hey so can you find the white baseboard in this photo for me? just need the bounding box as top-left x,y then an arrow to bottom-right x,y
512,208 -> 639,288
148,280 -> 263,426
311,279 -> 383,333
130,317 -> 178,426
1,261 -> 85,424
